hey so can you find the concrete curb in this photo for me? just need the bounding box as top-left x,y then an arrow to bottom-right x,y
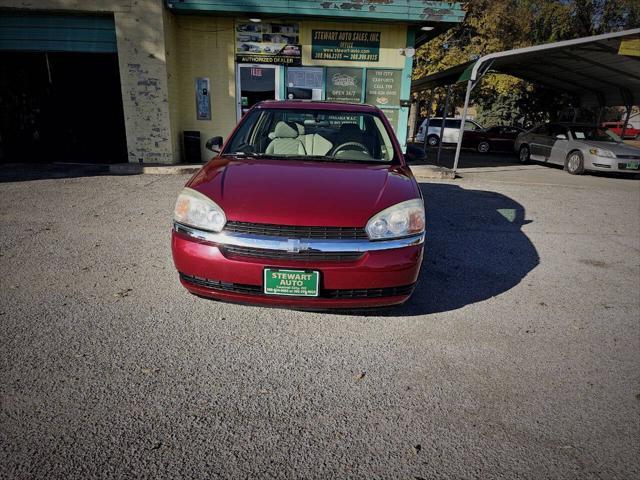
109,163 -> 203,175
109,162 -> 456,180
410,164 -> 455,180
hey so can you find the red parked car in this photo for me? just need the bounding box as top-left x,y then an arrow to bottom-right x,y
462,125 -> 524,153
601,121 -> 640,140
172,101 -> 425,309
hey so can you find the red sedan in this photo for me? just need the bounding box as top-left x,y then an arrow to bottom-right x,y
462,125 -> 524,153
172,101 -> 425,309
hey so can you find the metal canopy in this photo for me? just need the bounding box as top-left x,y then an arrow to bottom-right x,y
412,28 -> 640,107
410,29 -> 640,172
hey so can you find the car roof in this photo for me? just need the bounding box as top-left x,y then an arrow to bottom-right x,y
255,100 -> 380,113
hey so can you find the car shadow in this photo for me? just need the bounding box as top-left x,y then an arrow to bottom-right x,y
343,183 -> 540,316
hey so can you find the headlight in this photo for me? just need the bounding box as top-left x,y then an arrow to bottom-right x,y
589,148 -> 615,158
366,199 -> 425,240
173,187 -> 226,232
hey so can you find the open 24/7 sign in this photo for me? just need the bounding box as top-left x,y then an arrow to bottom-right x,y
311,30 -> 380,62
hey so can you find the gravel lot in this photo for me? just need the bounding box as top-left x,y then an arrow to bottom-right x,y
1,163 -> 639,479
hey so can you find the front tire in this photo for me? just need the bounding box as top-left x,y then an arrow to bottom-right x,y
427,134 -> 439,147
565,151 -> 585,175
518,145 -> 530,164
477,141 -> 490,153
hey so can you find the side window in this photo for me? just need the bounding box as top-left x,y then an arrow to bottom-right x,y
535,124 -> 549,135
549,124 -> 567,138
445,119 -> 461,129
428,119 -> 442,128
465,122 -> 480,131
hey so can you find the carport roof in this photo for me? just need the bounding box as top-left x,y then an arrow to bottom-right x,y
411,29 -> 640,107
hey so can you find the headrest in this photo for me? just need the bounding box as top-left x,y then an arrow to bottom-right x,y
273,121 -> 299,139
295,123 -> 305,135
339,123 -> 361,134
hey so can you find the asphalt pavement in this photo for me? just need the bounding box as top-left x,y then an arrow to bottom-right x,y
1,163 -> 639,479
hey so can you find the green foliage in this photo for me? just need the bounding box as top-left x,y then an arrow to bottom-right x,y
413,0 -> 640,125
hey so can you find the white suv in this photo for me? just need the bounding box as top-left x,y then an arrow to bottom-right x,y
415,117 -> 483,146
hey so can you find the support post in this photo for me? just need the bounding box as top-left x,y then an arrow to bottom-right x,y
453,79 -> 473,173
422,90 -> 434,153
436,84 -> 451,166
407,97 -> 418,142
621,105 -> 632,140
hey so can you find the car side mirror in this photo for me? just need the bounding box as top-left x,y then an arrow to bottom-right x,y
555,134 -> 567,140
205,136 -> 223,153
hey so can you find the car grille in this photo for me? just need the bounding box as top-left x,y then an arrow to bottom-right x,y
616,155 -> 640,160
323,284 -> 415,299
221,245 -> 362,262
179,273 -> 414,299
224,221 -> 368,240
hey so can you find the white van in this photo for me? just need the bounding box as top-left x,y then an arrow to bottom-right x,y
415,117 -> 483,146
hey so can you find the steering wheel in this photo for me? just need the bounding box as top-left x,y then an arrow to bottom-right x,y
331,141 -> 371,157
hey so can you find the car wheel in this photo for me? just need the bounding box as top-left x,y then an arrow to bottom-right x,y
477,141 -> 490,153
565,151 -> 585,175
427,134 -> 439,147
518,145 -> 530,164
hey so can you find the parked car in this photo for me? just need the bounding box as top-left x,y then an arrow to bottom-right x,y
415,117 -> 483,146
601,121 -> 640,140
462,125 -> 525,153
172,100 -> 425,308
514,123 -> 640,174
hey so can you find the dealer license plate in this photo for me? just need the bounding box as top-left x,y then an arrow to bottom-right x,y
264,268 -> 319,297
626,161 -> 639,170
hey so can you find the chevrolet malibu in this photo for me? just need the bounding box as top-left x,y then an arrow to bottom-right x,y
171,101 -> 425,308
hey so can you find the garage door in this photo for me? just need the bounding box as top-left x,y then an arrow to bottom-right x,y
0,13 -> 126,164
0,13 -> 117,53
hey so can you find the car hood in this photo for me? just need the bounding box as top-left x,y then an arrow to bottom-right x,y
578,140 -> 640,156
187,157 -> 421,227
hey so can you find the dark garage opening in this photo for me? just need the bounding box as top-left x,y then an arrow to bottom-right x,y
0,51 -> 127,164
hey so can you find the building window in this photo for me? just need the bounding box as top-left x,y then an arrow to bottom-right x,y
286,67 -> 324,100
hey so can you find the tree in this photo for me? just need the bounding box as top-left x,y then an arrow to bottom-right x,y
413,0 -> 640,126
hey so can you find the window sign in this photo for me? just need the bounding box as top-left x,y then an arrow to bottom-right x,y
380,108 -> 399,133
287,67 -> 324,100
365,69 -> 402,108
236,21 -> 301,65
312,30 -> 380,62
325,67 -> 363,103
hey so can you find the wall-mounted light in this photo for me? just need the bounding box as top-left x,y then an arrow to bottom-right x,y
420,26 -> 435,31
399,47 -> 416,57
249,18 -> 262,23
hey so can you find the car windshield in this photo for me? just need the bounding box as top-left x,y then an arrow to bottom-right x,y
569,126 -> 620,143
222,108 -> 396,163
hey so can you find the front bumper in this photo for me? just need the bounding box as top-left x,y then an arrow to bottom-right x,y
587,155 -> 640,173
171,223 -> 424,308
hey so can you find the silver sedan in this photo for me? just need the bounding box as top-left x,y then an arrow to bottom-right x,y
514,123 -> 640,174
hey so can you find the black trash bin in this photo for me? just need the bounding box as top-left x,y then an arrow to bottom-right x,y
183,131 -> 201,163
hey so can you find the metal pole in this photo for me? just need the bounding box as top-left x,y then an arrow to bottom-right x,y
453,79 -> 473,173
422,90 -> 434,153
596,106 -> 603,126
572,107 -> 578,123
621,105 -> 631,140
436,84 -> 451,166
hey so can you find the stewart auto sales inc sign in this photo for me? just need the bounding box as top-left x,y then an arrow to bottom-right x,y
312,30 -> 381,61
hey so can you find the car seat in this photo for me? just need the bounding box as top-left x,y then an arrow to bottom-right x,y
265,122 -> 306,155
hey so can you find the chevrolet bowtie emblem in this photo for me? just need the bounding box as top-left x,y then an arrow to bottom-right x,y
286,239 -> 303,253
